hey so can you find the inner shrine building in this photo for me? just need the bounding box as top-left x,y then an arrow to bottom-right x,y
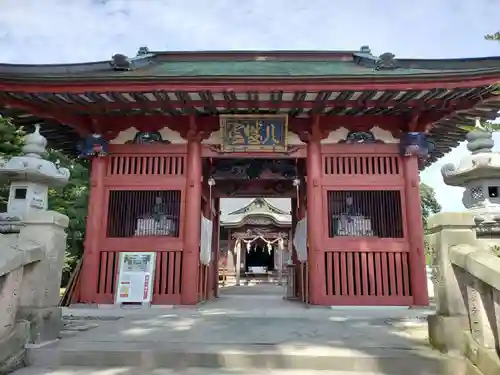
1,46 -> 499,307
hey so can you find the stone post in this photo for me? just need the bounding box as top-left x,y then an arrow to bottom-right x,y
17,211 -> 69,343
426,211 -> 476,353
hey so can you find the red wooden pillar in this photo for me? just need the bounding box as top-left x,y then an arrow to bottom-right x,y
306,118 -> 324,305
213,198 -> 221,298
403,156 -> 429,306
181,126 -> 202,305
80,157 -> 107,303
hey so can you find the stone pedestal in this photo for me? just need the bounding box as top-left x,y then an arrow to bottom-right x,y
15,211 -> 69,343
426,212 -> 476,353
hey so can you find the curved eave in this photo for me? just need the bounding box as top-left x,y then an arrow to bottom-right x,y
1,69 -> 500,92
424,99 -> 500,167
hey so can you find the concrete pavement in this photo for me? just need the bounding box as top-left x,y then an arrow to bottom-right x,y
16,284 -> 458,375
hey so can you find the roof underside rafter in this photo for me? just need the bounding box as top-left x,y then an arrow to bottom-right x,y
0,85 -> 499,167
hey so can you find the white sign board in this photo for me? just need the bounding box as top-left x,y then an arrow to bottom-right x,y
115,252 -> 156,304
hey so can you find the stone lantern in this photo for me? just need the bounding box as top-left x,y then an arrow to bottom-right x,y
0,124 -> 70,227
441,120 -> 500,226
0,124 -> 71,344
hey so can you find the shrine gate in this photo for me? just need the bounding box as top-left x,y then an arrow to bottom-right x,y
1,47 -> 500,306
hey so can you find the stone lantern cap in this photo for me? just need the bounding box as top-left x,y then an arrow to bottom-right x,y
441,119 -> 499,186
0,124 -> 70,186
441,153 -> 500,186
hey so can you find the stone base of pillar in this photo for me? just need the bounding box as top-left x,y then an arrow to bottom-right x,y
17,306 -> 63,344
428,314 -> 468,354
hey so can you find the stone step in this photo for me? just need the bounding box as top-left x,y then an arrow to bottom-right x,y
26,342 -> 463,375
9,367 -> 429,375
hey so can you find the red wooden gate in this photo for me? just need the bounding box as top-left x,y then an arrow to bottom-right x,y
89,144 -> 187,304
320,144 -> 412,306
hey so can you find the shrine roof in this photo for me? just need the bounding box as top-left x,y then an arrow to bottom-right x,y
1,49 -> 500,79
1,47 -> 500,164
221,198 -> 291,228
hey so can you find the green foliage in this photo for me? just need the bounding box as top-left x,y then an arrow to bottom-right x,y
0,116 -> 25,209
0,115 -> 25,157
490,245 -> 500,257
458,119 -> 500,134
420,183 -> 440,266
45,149 -> 89,285
485,32 -> 500,41
420,182 -> 441,231
0,117 -> 89,286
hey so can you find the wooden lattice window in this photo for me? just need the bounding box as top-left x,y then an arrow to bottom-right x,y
327,190 -> 404,238
324,251 -> 411,298
107,156 -> 185,176
106,190 -> 181,238
324,156 -> 400,175
96,251 -> 119,296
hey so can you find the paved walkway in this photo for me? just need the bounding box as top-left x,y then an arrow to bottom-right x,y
16,284 -> 449,375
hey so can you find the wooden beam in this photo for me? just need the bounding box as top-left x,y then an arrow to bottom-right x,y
201,144 -> 306,158
15,97 -> 483,113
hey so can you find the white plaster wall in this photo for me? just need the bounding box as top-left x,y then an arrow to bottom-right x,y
110,126 -> 187,144
321,126 -> 399,144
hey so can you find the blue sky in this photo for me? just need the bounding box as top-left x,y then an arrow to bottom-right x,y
1,0 -> 499,213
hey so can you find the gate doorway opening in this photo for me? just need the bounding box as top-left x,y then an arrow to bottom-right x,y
218,197 -> 293,294
208,157 -> 303,298
246,240 -> 275,272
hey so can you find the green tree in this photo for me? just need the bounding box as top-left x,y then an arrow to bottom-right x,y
485,31 -> 500,41
459,119 -> 500,134
420,182 -> 440,265
0,116 -> 25,210
0,115 -> 25,157
45,150 -> 89,285
420,182 -> 441,230
0,116 -> 89,285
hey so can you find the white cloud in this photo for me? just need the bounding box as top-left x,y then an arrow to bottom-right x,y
1,0 -> 499,63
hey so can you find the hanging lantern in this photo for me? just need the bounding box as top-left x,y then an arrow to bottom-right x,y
293,177 -> 301,214
78,133 -> 109,158
399,132 -> 435,159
